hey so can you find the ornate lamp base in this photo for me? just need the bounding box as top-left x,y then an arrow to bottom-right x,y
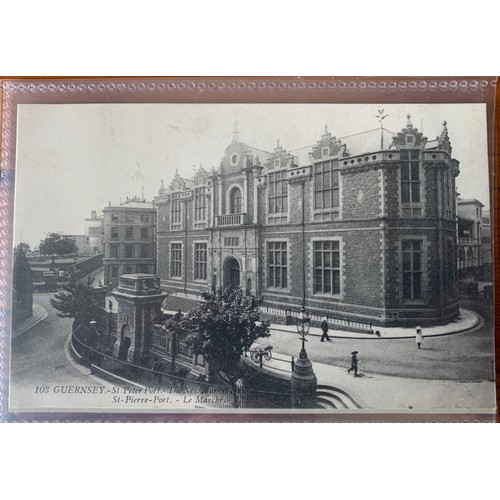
291,348 -> 317,408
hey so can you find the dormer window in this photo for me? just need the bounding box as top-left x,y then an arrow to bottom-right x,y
274,158 -> 281,168
407,136 -> 414,143
322,147 -> 329,157
401,150 -> 420,204
194,186 -> 207,221
171,192 -> 182,226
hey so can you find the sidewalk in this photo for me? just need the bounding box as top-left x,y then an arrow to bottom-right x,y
249,306 -> 495,411
270,308 -> 480,340
248,347 -> 495,412
12,304 -> 48,339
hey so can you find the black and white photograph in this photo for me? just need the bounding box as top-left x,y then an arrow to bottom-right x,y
7,101 -> 496,417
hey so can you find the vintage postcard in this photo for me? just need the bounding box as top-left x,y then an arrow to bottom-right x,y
4,93 -> 496,420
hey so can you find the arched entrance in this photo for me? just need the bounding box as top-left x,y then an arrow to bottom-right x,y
118,324 -> 131,361
224,257 -> 241,289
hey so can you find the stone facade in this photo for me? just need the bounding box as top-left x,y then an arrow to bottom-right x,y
103,197 -> 157,286
154,117 -> 460,327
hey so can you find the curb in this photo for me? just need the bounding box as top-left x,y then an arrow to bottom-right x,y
242,353 -> 367,409
12,305 -> 48,339
270,309 -> 481,341
66,332 -> 145,389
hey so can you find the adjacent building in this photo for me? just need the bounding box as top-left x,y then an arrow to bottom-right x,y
154,116 -> 461,327
481,209 -> 492,280
84,210 -> 104,255
457,198 -> 484,279
103,196 -> 157,286
66,234 -> 86,255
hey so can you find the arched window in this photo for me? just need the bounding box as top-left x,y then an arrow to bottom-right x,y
230,187 -> 242,214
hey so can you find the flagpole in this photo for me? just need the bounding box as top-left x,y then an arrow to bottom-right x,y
375,109 -> 389,150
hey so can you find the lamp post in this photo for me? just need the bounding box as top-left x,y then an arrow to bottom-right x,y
212,267 -> 217,293
89,319 -> 103,367
290,307 -> 317,408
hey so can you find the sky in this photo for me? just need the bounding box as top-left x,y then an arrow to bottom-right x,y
13,103 -> 490,248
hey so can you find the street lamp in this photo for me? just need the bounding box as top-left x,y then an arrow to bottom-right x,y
295,307 -> 311,351
212,267 -> 217,293
291,307 -> 317,408
89,319 -> 101,367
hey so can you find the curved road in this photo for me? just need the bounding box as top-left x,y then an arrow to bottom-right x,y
10,293 -> 106,410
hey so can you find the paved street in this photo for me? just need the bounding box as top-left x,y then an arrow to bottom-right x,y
9,292 -> 494,413
11,293 -> 93,386
9,292 -> 109,410
9,292 -> 218,412
265,301 -> 495,382
251,301 -> 496,411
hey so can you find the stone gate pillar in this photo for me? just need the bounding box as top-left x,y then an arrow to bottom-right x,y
111,274 -> 168,363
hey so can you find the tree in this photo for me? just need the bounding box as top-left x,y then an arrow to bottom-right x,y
39,232 -> 78,262
15,242 -> 31,255
173,287 -> 270,407
50,278 -> 102,328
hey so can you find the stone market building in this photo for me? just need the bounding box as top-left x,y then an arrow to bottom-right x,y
154,117 -> 461,327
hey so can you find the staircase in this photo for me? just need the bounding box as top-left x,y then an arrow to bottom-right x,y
316,384 -> 362,410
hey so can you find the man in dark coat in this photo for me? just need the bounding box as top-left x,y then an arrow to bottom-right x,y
320,316 -> 331,342
347,351 -> 359,376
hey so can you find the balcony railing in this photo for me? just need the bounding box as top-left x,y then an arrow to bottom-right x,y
216,213 -> 247,227
458,237 -> 480,246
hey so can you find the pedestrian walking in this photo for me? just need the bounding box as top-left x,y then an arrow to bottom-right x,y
415,326 -> 423,349
320,316 -> 331,342
347,351 -> 359,376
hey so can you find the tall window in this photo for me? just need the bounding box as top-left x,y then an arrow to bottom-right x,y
314,241 -> 340,294
125,227 -> 134,240
171,192 -> 182,225
171,243 -> 182,278
194,243 -> 208,280
194,187 -> 207,221
267,242 -> 288,288
140,245 -> 150,258
110,244 -> 118,258
141,227 -> 148,240
268,171 -> 288,214
230,187 -> 242,214
402,240 -> 423,300
314,161 -> 339,210
111,227 -> 118,239
125,245 -> 134,258
401,150 -> 420,204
